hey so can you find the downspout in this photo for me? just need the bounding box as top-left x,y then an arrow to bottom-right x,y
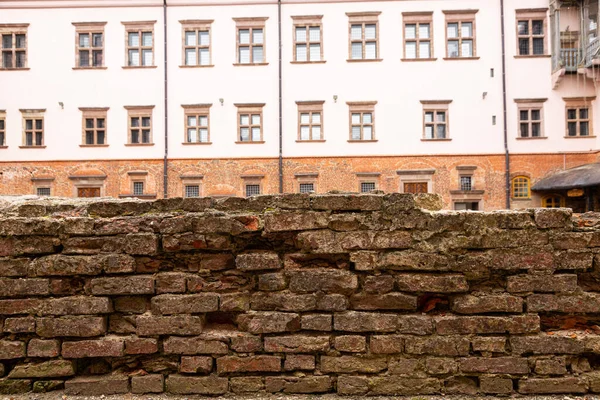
277,0 -> 284,193
500,0 -> 511,209
163,0 -> 169,198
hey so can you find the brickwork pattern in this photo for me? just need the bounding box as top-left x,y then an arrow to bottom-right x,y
0,193 -> 599,395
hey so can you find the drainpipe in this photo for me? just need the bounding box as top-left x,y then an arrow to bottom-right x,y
163,0 -> 169,198
500,0 -> 511,209
277,0 -> 284,193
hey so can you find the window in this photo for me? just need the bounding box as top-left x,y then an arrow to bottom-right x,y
78,187 -> 101,198
444,10 -> 477,58
236,104 -> 264,143
0,112 -> 5,146
1,24 -> 28,69
516,9 -> 547,56
126,106 -> 154,145
292,16 -> 323,62
422,100 -> 452,140
133,181 -> 144,196
515,99 -> 546,138
542,195 -> 564,208
564,98 -> 595,137
454,202 -> 479,211
185,185 -> 200,198
123,21 -> 155,67
246,184 -> 261,197
37,187 -> 51,196
182,104 -> 212,144
348,102 -> 376,141
79,108 -> 108,146
404,182 -> 428,194
73,22 -> 106,68
360,182 -> 376,193
347,12 -> 380,61
296,101 -> 324,141
299,183 -> 314,193
512,176 -> 531,199
234,17 -> 268,65
181,20 -> 212,67
398,169 -> 435,194
460,176 -> 472,191
20,109 -> 45,147
403,12 -> 433,60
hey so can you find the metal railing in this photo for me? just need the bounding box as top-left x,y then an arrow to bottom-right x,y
560,48 -> 583,71
585,39 -> 600,66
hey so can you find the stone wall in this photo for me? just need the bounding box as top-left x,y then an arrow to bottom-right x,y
0,193 -> 600,395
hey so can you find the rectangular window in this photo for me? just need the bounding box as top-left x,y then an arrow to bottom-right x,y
20,109 -> 45,147
460,176 -> 472,191
133,181 -> 144,195
348,102 -> 377,141
297,101 -> 324,141
0,113 -> 5,146
185,185 -> 200,198
565,98 -> 594,137
37,187 -> 51,196
73,22 -> 107,68
515,99 -> 546,138
403,12 -> 433,60
293,16 -> 323,62
123,21 -> 155,67
181,20 -> 212,67
516,9 -> 547,56
360,182 -> 376,193
246,184 -> 261,197
421,101 -> 452,140
299,183 -> 315,193
444,10 -> 477,58
404,182 -> 428,194
347,12 -> 380,61
183,104 -> 212,144
80,108 -> 108,145
454,202 -> 479,211
126,106 -> 154,144
1,24 -> 28,69
234,17 -> 268,65
236,103 -> 264,143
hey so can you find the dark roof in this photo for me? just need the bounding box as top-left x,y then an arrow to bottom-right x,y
532,163 -> 600,191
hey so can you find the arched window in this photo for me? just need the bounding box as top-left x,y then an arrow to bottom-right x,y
542,195 -> 565,208
511,176 -> 531,199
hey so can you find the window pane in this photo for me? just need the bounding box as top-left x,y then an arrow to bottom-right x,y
363,126 -> 373,140
437,112 -> 446,122
253,29 -> 264,44
419,42 -> 431,58
365,42 -> 377,59
199,116 -> 208,127
365,24 -> 376,39
85,118 -> 94,129
239,29 -> 250,44
312,125 -> 321,140
300,125 -> 309,140
129,49 -> 140,66
240,115 -> 249,125
405,42 -> 417,58
312,113 -> 321,124
425,125 -> 434,139
185,31 -> 197,46
532,38 -> 544,55
142,49 -> 153,66
26,119 -> 32,130
185,185 -> 200,198
520,110 -> 529,121
97,118 -> 105,128
199,31 -> 209,46
520,123 -> 529,137
300,113 -> 310,124
363,113 -> 372,124
351,42 -> 362,59
424,112 -> 434,123
252,127 -> 261,141
2,52 -> 12,68
187,128 -> 197,142
0,120 -> 4,129
142,117 -> 151,127
35,119 -> 42,130
568,121 -> 577,136
79,50 -> 89,67
581,121 -> 590,136
461,22 -> 473,37
131,118 -> 140,128
448,40 -> 459,57
419,24 -> 430,39
531,109 -> 541,121
532,20 -> 543,35
436,124 -> 446,139
251,114 -> 261,125
296,27 -> 307,42
142,32 -> 153,46
97,131 -> 105,144
405,24 -> 416,39
92,50 -> 102,66
532,122 -> 541,137
519,38 -> 530,55
309,44 -> 320,61
199,129 -> 209,142
86,131 -> 94,144
79,33 -> 90,48
131,130 -> 140,143
462,40 -> 473,57
199,48 -> 209,65
351,113 -> 361,124
351,25 -> 362,40
351,126 -> 361,140
2,35 -> 11,49
296,44 -> 307,61
299,183 -> 314,193
567,109 -> 577,120
129,32 -> 140,47
447,23 -> 459,38
185,48 -> 197,65
239,47 -> 250,63
518,21 -> 529,35
15,34 -> 25,49
309,26 -> 320,42
25,132 -> 32,146
580,108 -> 589,119
16,52 -> 25,68
35,132 -> 43,146
187,116 -> 197,126
92,33 -> 102,47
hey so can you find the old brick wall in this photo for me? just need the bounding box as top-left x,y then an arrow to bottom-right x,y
1,193 -> 600,395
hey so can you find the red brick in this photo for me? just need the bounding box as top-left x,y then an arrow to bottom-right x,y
320,356 -> 387,373
90,276 -> 154,295
459,357 -> 529,374
65,375 -> 130,395
8,360 -> 75,378
0,299 -> 41,315
156,272 -> 188,294
334,335 -> 366,352
166,375 -> 228,395
151,294 -> 219,315
236,252 -> 281,270
217,355 -> 282,374
124,337 -> 158,354
350,293 -> 417,310
507,274 -> 577,293
265,376 -> 331,394
334,311 -> 397,332
36,316 -> 106,338
0,341 -> 25,359
396,274 -> 468,293
136,315 -> 204,336
40,296 -> 112,316
230,336 -> 262,352
284,355 -> 315,371
27,339 -> 60,358
237,311 -> 301,334
370,335 -> 404,354
435,315 -> 539,335
4,317 -> 34,333
163,337 -> 228,355
62,339 -> 124,358
131,374 -> 164,394
264,335 -> 330,353
0,278 -> 49,297
180,356 -> 213,374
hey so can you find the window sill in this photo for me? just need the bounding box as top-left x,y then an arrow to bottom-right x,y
516,136 -> 548,140
443,56 -> 480,61
421,138 -> 452,141
511,197 -> 531,201
348,139 -> 378,143
125,143 -> 155,146
450,190 -> 485,195
123,65 -> 158,69
233,63 -> 269,66
118,194 -> 157,199
235,140 -> 265,144
182,142 -> 212,145
290,60 -> 327,64
19,145 -> 46,149
0,146 -> 7,149
346,59 -> 383,63
514,55 -> 551,59
0,67 -> 30,71
564,135 -> 597,139
296,139 -> 326,142
80,144 -> 109,147
72,67 -> 108,70
401,58 -> 438,62
179,65 -> 215,68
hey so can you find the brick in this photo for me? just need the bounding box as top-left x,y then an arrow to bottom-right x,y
388,358 -> 422,375
62,339 -> 124,358
180,356 -> 212,374
471,337 -> 506,353
49,278 -> 85,296
30,255 -> 101,276
435,315 -> 539,335
335,335 -> 366,352
0,258 -> 28,277
334,311 -> 397,332
230,336 -> 262,352
266,376 -> 331,394
199,253 -> 235,270
237,312 -> 300,334
0,341 -> 25,360
551,232 -> 592,249
125,337 -> 158,354
528,293 -> 600,313
518,377 -> 586,394
27,339 -> 60,358
350,293 -> 417,310
535,358 -> 567,375
507,274 -> 577,293
8,360 -> 75,378
132,374 -> 164,394
12,236 -> 61,255
32,380 -> 64,393
264,211 -> 329,232
480,377 -> 513,394
370,335 -> 404,354
217,355 -> 282,374
337,375 -> 441,395
0,379 -> 32,394
312,194 -> 384,211
65,375 -> 130,395
0,299 -> 41,315
301,314 -> 332,331
250,292 -> 316,312
288,269 -> 358,294
317,294 -> 348,311
405,336 -> 470,357
163,337 -> 228,355
396,274 -> 468,292
398,315 -> 434,335
236,252 -> 281,270
425,358 -> 457,375
40,296 -> 112,316
151,293 -> 219,315
511,336 -> 584,355
0,278 -> 49,297
258,273 -> 287,291
284,354 -> 315,371
445,376 -> 479,395
336,375 -> 369,395
109,314 -> 136,333
452,294 -> 523,314
459,357 -> 529,374
4,317 -> 34,333
220,292 -> 250,312
534,208 -> 572,229
321,356 -> 387,373
156,272 -> 187,294
377,251 -> 452,271
555,250 -> 593,270
137,315 -> 204,336
363,275 -> 395,293
230,377 -> 264,393
114,296 -> 148,313
264,336 -> 330,353
36,316 -> 106,338
90,276 -> 154,295
351,251 -> 379,271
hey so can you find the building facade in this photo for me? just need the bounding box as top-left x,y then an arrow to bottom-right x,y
0,0 -> 599,210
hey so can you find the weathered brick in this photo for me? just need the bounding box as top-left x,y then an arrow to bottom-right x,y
265,376 -> 331,394
350,293 -> 417,310
32,380 -> 64,393
0,341 -> 25,359
405,336 -> 470,357
237,312 -> 300,334
480,377 -> 513,394
0,278 -> 49,297
528,293 -> 600,313
535,358 -> 567,375
230,377 -> 264,393
220,292 -> 250,312
217,355 -> 282,374
377,251 -> 452,271
65,375 -> 130,395
114,296 -> 148,313
199,253 -> 235,270
288,269 -> 358,294
396,274 -> 468,293
163,337 -> 228,355
370,335 -> 404,354
425,358 -> 458,375
321,356 -> 387,373
471,336 -> 506,353
36,316 -> 106,338
518,377 -> 586,394
264,211 -> 329,232
109,314 -> 136,333
124,337 -> 158,355
180,356 -> 212,374
555,251 -> 593,270
236,252 -> 281,270
167,375 -> 228,395
132,374 -> 164,394
0,258 -> 29,277
90,276 -> 154,295
62,339 -> 124,358
156,272 -> 188,294
30,254 -> 133,276
258,273 -> 287,291
335,335 -> 366,352
0,299 -> 41,315
334,311 -> 397,332
40,296 -> 112,316
0,379 -> 32,394
284,354 -> 315,371
151,294 -> 219,315
316,294 -> 348,311
230,336 -> 262,352
452,294 -> 523,314
250,292 -> 316,312
264,335 -> 330,353
388,358 -> 422,375
398,315 -> 434,335
459,357 -> 529,374
4,317 -> 34,333
534,208 -> 572,229
8,360 -> 75,378
445,376 -> 479,395
363,275 -> 395,293
507,274 -> 577,293
301,314 -> 332,331
511,336 -> 584,355
435,315 -> 539,335
27,339 -> 60,358
351,251 -> 379,271
337,375 -> 441,395
137,315 -> 204,336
